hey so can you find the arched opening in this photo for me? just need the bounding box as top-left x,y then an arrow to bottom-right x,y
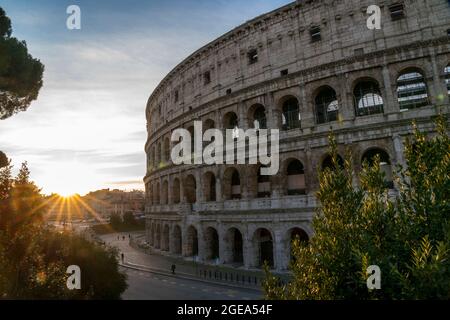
203,172 -> 216,202
286,159 -> 306,195
354,80 -> 384,116
162,180 -> 168,205
155,224 -> 161,249
251,104 -> 267,130
155,182 -> 161,204
172,225 -> 182,255
321,154 -> 344,171
157,142 -> 162,167
231,170 -> 241,200
204,227 -> 220,261
184,175 -> 196,204
223,168 -> 241,200
149,224 -> 155,246
257,165 -> 271,198
147,184 -> 153,206
151,146 -> 156,169
204,119 -> 215,130
223,112 -> 239,140
281,97 -> 301,130
172,178 -> 180,204
397,70 -> 429,110
254,228 -> 274,268
162,225 -> 170,251
186,226 -> 199,257
225,228 -> 243,265
164,138 -> 170,163
187,126 -> 195,154
288,227 -> 309,261
362,148 -> 393,189
445,65 -> 450,96
315,86 -> 339,124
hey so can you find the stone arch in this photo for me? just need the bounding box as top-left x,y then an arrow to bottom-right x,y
223,167 -> 241,200
396,67 -> 429,110
149,223 -> 155,246
223,111 -> 239,129
286,227 -> 309,263
171,225 -> 182,255
163,137 -> 170,162
155,182 -> 161,204
184,174 -> 196,204
285,158 -> 306,195
157,141 -> 162,166
186,225 -> 199,257
252,228 -> 274,268
248,104 -> 267,129
203,171 -> 217,202
172,178 -> 181,204
280,96 -> 301,130
224,227 -> 244,265
204,118 -> 215,130
161,180 -> 168,205
204,227 -> 220,260
353,78 -> 384,116
151,145 -> 156,169
155,224 -> 161,249
314,85 -> 339,124
362,147 -> 394,188
162,224 -> 170,251
147,183 -> 153,206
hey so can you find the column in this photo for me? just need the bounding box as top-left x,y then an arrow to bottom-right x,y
382,65 -> 399,114
339,74 -> 355,122
273,229 -> 284,271
430,52 -> 449,106
300,85 -> 314,130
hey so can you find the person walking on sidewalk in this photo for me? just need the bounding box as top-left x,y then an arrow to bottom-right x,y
121,253 -> 124,263
171,264 -> 176,275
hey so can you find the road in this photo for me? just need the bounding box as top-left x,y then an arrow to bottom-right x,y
121,267 -> 262,300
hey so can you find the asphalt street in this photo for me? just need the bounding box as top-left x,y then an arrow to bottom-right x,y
121,267 -> 262,300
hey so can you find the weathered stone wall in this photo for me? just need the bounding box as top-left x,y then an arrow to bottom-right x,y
144,0 -> 450,270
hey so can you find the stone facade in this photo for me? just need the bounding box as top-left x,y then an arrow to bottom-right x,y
144,0 -> 450,270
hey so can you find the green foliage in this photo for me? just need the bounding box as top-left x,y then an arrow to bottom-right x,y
0,7 -> 44,120
0,162 -> 127,299
0,8 -> 12,38
263,116 -> 450,300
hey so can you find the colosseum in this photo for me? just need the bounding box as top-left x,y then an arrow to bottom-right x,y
144,0 -> 450,271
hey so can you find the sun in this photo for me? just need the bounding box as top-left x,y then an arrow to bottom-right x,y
43,161 -> 100,196
57,190 -> 77,198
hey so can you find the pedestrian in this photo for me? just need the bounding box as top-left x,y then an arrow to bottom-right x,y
123,235 -> 125,241
121,253 -> 124,263
128,234 -> 130,239
171,264 -> 176,275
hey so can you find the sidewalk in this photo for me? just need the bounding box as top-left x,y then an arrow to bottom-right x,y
100,232 -> 271,290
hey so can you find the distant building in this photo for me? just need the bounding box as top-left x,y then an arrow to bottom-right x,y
82,189 -> 145,221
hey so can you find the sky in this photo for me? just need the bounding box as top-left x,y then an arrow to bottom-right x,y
0,0 -> 291,196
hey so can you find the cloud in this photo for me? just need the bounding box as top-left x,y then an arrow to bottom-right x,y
0,0 -> 292,194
